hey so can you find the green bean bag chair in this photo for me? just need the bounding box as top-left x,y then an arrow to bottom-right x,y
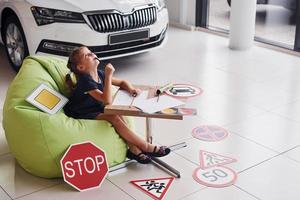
2,56 -> 133,178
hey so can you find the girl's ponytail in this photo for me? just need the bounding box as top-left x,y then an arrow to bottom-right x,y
65,72 -> 75,91
65,46 -> 85,92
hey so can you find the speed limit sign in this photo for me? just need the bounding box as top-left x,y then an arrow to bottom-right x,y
193,166 -> 237,187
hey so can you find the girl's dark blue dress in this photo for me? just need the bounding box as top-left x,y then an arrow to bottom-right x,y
64,70 -> 105,119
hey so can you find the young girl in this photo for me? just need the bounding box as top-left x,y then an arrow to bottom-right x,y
64,46 -> 170,164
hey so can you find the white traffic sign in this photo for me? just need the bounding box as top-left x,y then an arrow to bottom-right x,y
199,150 -> 237,169
130,177 -> 174,200
193,166 -> 237,188
192,125 -> 229,142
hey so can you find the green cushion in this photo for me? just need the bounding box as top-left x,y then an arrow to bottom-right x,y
2,56 -> 133,178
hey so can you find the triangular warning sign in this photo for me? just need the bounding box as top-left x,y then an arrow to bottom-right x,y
199,150 -> 237,169
130,177 -> 174,200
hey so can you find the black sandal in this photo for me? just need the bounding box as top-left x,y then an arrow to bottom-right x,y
126,149 -> 151,164
146,146 -> 171,157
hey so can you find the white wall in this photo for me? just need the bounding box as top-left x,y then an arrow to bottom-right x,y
165,0 -> 196,26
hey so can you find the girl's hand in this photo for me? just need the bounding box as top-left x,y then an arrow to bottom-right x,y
129,88 -> 141,97
105,63 -> 115,75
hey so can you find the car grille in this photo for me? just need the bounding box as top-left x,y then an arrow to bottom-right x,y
87,6 -> 157,33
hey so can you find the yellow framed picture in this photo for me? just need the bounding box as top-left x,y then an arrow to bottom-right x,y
26,83 -> 68,114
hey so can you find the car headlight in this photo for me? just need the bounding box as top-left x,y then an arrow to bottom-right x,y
31,6 -> 85,26
157,0 -> 166,11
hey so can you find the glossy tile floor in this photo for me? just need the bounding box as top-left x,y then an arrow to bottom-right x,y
1,27 -> 300,200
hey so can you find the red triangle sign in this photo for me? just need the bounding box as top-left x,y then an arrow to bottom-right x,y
130,177 -> 174,200
199,150 -> 237,169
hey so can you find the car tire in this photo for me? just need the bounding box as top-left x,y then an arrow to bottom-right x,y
3,14 -> 29,72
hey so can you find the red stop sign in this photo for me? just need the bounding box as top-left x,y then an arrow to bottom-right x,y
60,141 -> 108,191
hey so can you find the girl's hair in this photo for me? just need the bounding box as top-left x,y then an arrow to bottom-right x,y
65,46 -> 86,91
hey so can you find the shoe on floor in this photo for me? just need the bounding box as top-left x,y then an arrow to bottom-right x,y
126,149 -> 151,164
146,146 -> 171,157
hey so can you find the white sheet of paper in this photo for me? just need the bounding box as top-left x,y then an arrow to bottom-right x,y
133,95 -> 185,113
113,90 -> 148,106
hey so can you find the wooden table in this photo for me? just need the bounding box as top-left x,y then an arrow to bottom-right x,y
105,86 -> 187,178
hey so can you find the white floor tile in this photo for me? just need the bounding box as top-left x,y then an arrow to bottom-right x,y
225,112 -> 300,152
182,186 -> 258,200
193,68 -> 259,95
0,154 -> 61,199
17,181 -> 134,200
175,133 -> 276,173
185,90 -> 265,126
261,67 -> 300,99
151,116 -> 208,145
210,63 -> 300,111
0,187 -> 11,200
270,100 -> 300,123
283,146 -> 300,163
199,66 -> 300,106
222,82 -> 298,111
236,155 -> 300,200
216,58 -> 293,83
108,153 -> 204,200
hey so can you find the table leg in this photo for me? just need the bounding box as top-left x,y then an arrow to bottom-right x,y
151,157 -> 181,178
146,117 -> 153,143
109,159 -> 135,173
145,118 -> 186,178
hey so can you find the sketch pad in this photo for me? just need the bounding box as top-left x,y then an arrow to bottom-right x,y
134,95 -> 185,114
113,90 -> 185,114
26,83 -> 68,114
113,90 -> 148,106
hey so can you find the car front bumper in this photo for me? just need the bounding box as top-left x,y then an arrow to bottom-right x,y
36,25 -> 167,59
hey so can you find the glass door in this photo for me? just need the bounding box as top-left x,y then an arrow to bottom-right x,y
196,0 -> 299,50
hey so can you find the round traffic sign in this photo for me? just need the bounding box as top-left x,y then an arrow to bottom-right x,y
165,84 -> 202,98
192,125 -> 229,142
193,166 -> 237,187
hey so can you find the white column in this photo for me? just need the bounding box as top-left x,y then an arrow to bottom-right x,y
179,0 -> 188,24
229,0 -> 257,50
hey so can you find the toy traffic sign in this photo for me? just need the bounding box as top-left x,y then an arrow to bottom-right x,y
158,107 -> 197,115
192,125 -> 229,142
199,150 -> 237,169
130,177 -> 174,200
165,84 -> 203,98
193,166 -> 237,188
60,141 -> 108,191
26,83 -> 68,114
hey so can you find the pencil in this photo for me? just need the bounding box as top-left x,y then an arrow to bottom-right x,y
130,96 -> 135,108
156,82 -> 173,95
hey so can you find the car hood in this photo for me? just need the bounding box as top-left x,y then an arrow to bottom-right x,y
26,0 -> 158,13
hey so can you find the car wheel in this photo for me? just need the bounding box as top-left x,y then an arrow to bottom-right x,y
3,15 -> 29,72
227,0 -> 231,6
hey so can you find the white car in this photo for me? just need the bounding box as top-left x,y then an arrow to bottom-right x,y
0,0 -> 168,71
